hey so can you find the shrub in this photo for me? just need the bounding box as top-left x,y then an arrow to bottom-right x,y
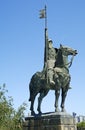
0,84 -> 27,130
77,121 -> 85,129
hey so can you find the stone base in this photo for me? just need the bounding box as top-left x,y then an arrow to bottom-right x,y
23,112 -> 77,130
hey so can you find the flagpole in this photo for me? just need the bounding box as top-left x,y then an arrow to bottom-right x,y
39,5 -> 48,83
44,5 -> 48,67
44,5 -> 49,84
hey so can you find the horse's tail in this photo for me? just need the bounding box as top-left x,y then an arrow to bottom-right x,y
29,98 -> 31,101
29,79 -> 33,101
29,83 -> 31,101
28,71 -> 42,101
28,73 -> 38,101
29,97 -> 31,101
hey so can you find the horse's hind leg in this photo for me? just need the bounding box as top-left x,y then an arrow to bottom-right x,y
30,95 -> 36,115
37,90 -> 49,114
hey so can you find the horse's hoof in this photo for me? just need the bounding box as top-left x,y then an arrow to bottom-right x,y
55,108 -> 60,112
31,111 -> 36,116
61,108 -> 66,112
38,111 -> 42,115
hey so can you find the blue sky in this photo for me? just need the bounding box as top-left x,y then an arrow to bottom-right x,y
0,0 -> 85,116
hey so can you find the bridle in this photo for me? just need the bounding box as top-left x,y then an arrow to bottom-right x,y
63,54 -> 75,68
59,49 -> 75,68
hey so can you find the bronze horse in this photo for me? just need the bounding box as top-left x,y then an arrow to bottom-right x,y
29,44 -> 77,115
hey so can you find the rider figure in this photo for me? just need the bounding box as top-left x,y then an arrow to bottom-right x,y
47,39 -> 56,85
47,40 -> 71,89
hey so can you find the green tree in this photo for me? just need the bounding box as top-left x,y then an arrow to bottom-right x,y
0,84 -> 27,130
77,121 -> 85,128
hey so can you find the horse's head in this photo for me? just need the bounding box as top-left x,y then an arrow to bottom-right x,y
60,44 -> 78,56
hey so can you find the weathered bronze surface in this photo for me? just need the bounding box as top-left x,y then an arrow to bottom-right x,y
29,42 -> 77,115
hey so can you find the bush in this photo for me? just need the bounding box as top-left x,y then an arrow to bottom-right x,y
0,84 -> 27,130
77,121 -> 85,129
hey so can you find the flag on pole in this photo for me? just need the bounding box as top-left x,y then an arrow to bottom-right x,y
39,9 -> 45,18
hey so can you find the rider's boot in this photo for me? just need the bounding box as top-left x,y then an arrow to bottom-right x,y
48,70 -> 55,85
49,77 -> 55,86
50,80 -> 55,85
68,86 -> 72,89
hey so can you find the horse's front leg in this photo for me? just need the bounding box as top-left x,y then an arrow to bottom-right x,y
61,88 -> 68,112
55,89 -> 60,112
37,90 -> 48,114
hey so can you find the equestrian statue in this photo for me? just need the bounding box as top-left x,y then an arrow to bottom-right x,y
28,28 -> 78,115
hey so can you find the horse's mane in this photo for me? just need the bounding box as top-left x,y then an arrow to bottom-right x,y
55,48 -> 63,67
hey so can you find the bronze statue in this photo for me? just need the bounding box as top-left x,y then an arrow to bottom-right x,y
29,43 -> 77,115
28,6 -> 78,115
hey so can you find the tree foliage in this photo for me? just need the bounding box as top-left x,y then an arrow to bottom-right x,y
77,121 -> 85,128
0,84 -> 27,130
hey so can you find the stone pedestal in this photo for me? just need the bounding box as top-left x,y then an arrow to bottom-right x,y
23,112 -> 77,130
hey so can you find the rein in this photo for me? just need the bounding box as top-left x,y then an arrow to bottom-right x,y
58,55 -> 74,68
68,55 -> 74,68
